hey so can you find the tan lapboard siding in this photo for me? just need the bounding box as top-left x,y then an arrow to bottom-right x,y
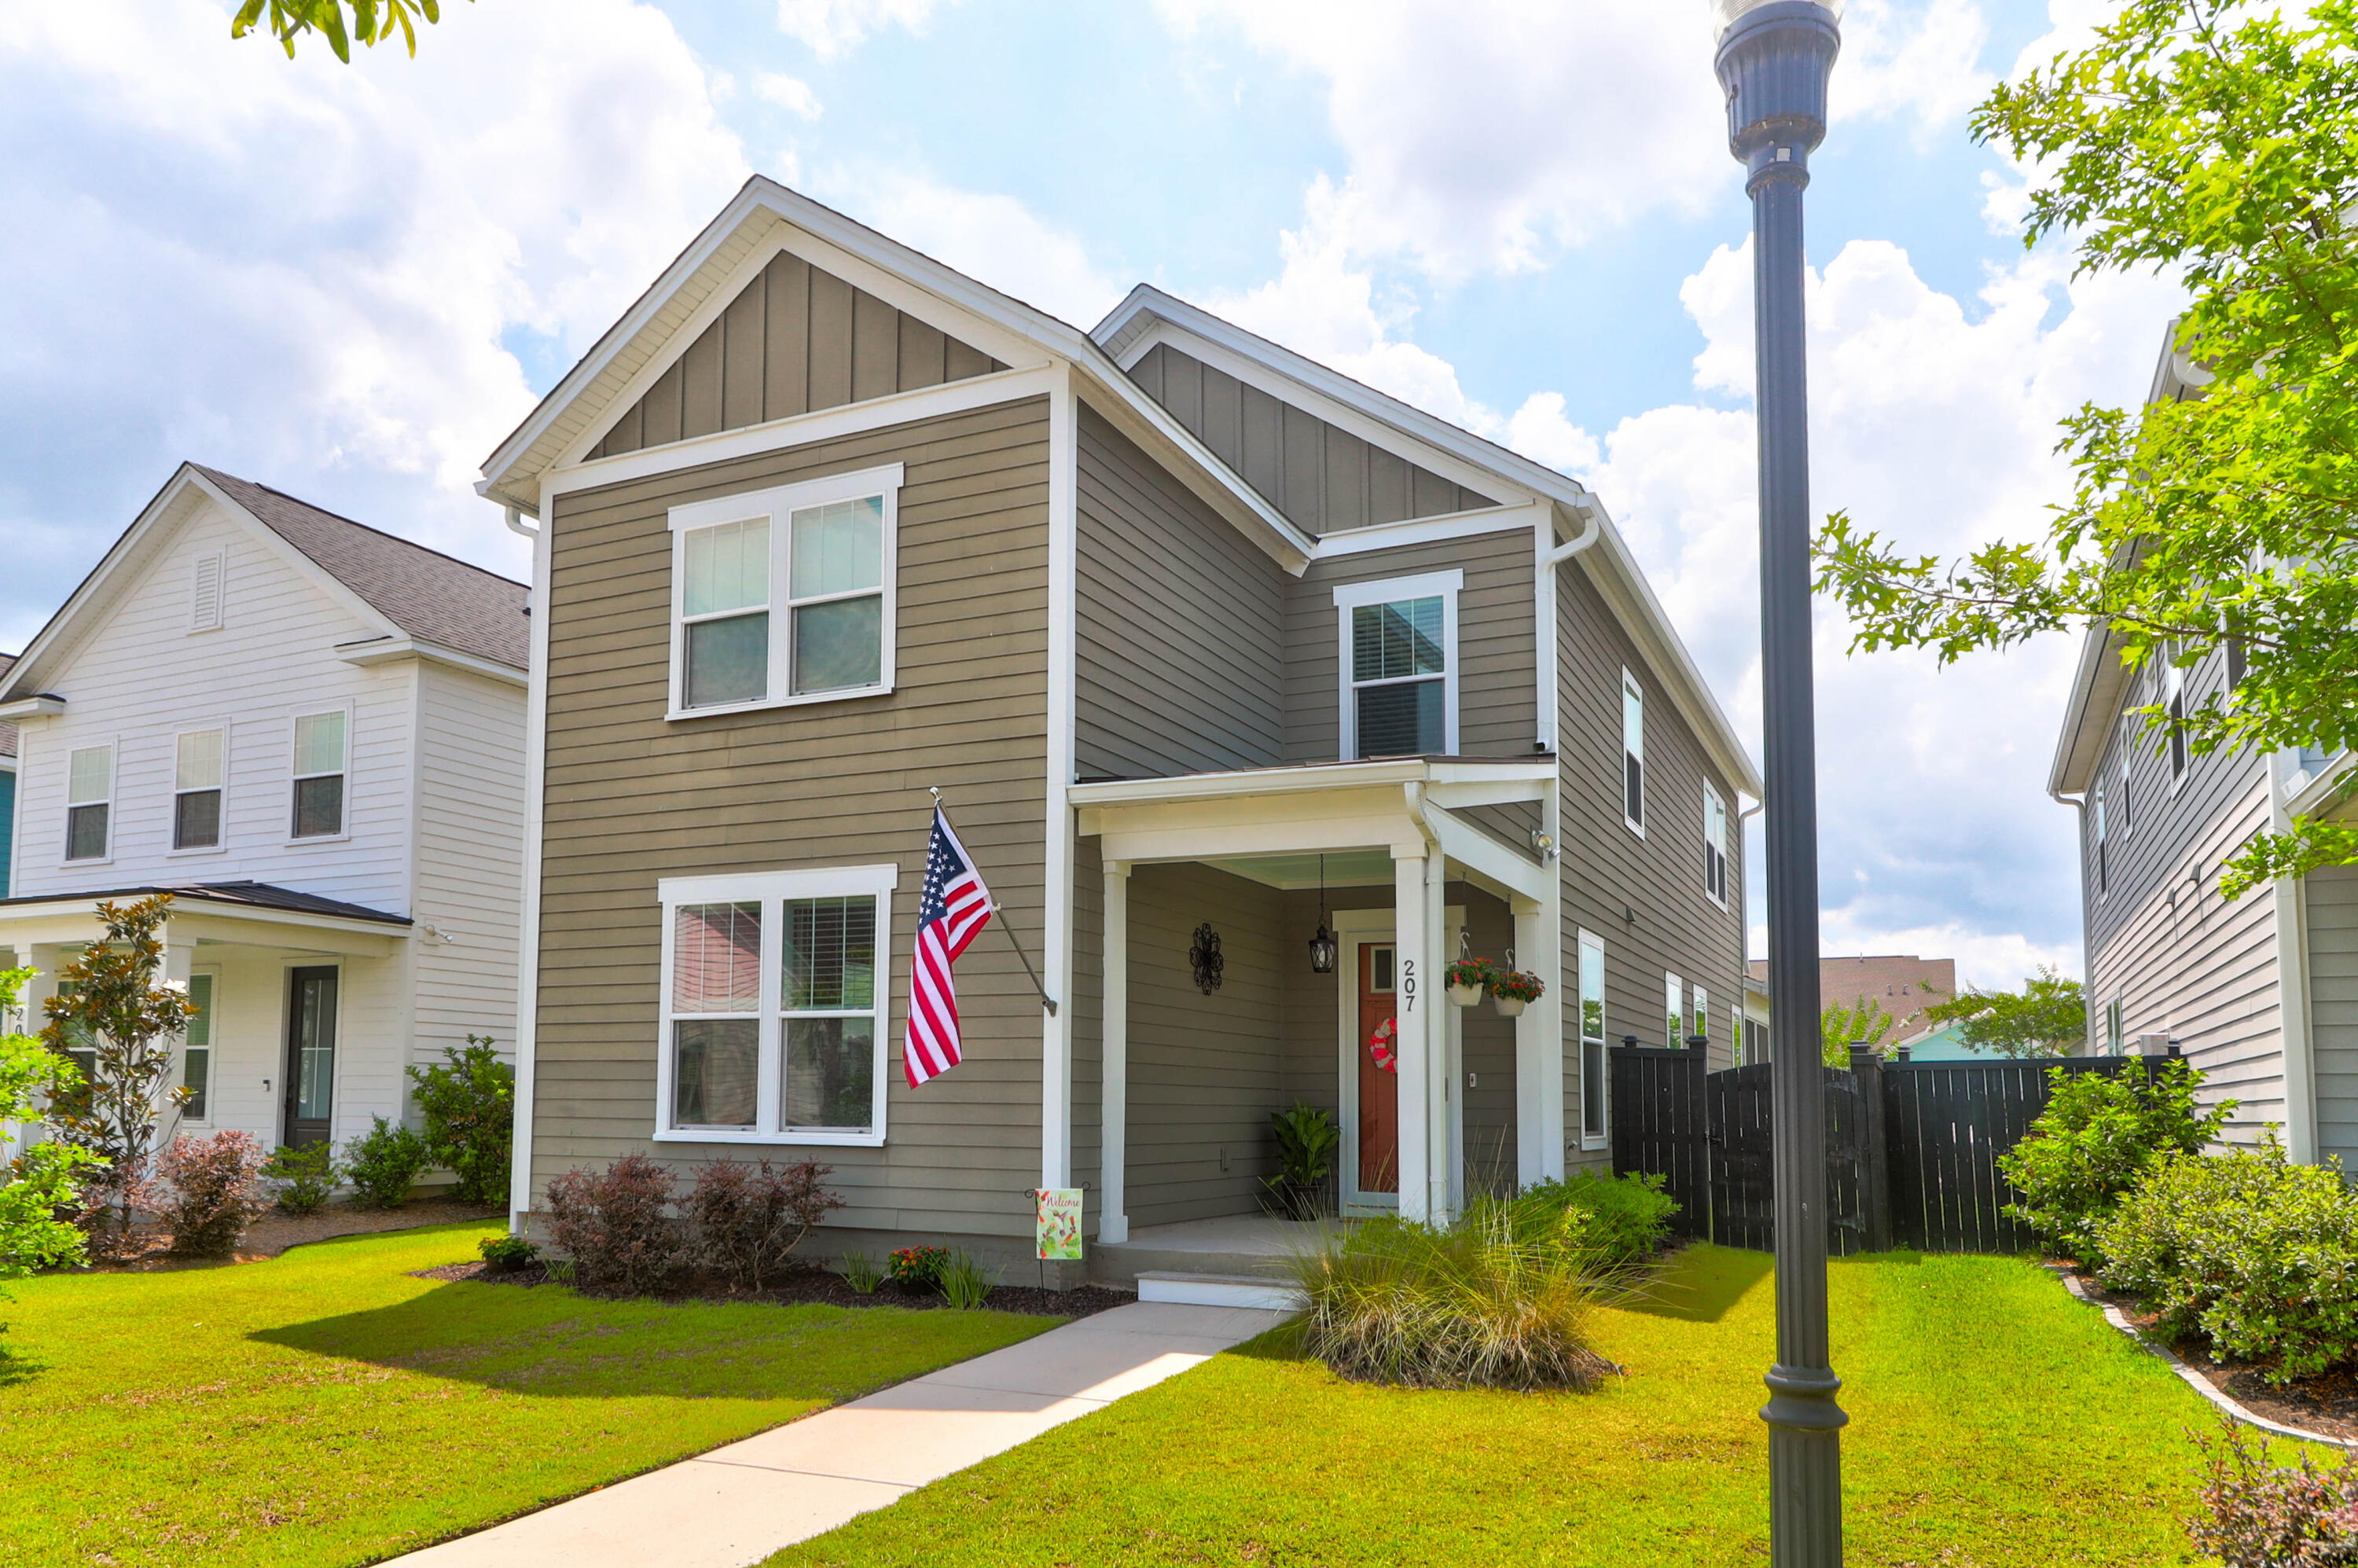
2087,770 -> 2284,1143
1074,404 -> 1284,780
534,396 -> 1051,1239
1284,527 -> 1539,764
2303,866 -> 2358,1168
1555,561 -> 1746,1165
1128,344 -> 1496,534
588,250 -> 1006,461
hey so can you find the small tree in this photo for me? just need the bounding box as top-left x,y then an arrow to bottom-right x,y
407,1036 -> 515,1206
1923,968 -> 2088,1059
1819,995 -> 1896,1067
0,967 -> 103,1282
42,897 -> 196,1247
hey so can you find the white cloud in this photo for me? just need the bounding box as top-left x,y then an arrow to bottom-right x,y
812,168 -> 1125,328
775,0 -> 947,61
755,72 -> 823,119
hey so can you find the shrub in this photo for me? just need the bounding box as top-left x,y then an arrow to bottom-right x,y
1264,1103 -> 1340,1220
2096,1138 -> 2358,1384
543,1155 -> 682,1296
1996,1059 -> 2231,1264
889,1245 -> 949,1291
939,1250 -> 998,1309
681,1159 -> 843,1291
839,1250 -> 884,1293
153,1131 -> 270,1258
263,1144 -> 338,1215
479,1233 -> 540,1272
343,1118 -> 431,1210
407,1037 -> 515,1206
2189,1417 -> 2358,1566
1293,1206 -> 1619,1390
1506,1170 -> 1678,1271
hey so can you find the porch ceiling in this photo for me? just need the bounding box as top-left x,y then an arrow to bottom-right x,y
1206,849 -> 1397,891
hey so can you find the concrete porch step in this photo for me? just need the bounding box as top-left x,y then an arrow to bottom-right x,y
1135,1271 -> 1304,1311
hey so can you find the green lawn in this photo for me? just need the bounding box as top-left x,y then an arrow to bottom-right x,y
769,1246 -> 2268,1567
0,1221 -> 1055,1566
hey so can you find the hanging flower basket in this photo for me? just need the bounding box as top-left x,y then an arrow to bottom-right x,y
1444,956 -> 1497,1008
1490,968 -> 1545,1019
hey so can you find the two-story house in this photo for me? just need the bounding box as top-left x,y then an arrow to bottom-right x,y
0,465 -> 528,1154
479,178 -> 1757,1284
2053,326 -> 2358,1170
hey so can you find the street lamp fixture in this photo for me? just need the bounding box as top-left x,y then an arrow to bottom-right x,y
1712,2 -> 1847,1566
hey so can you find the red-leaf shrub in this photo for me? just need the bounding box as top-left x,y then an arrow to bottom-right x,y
2191,1418 -> 2358,1566
155,1131 -> 271,1257
682,1159 -> 843,1291
543,1155 -> 681,1295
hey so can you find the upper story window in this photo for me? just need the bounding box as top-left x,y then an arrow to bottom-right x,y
291,709 -> 347,839
656,864 -> 897,1147
2117,718 -> 2134,831
190,552 -> 224,633
668,464 -> 902,719
174,729 -> 224,851
1333,570 -> 1461,760
2165,655 -> 2188,784
1622,671 -> 1645,834
2093,782 -> 2109,896
65,744 -> 112,862
1703,784 -> 1729,905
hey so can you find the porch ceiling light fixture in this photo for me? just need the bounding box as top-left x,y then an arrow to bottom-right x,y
1309,854 -> 1337,975
1189,922 -> 1225,995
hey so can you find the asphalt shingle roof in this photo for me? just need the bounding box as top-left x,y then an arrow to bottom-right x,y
0,879 -> 410,926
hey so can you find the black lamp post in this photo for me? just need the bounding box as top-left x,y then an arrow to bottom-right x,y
1711,2 -> 1846,1563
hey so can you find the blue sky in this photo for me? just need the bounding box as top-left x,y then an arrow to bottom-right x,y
0,0 -> 2178,979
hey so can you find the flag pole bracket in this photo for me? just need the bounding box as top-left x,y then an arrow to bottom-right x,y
931,788 -> 1060,1016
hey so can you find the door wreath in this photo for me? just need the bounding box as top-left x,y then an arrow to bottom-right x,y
1367,1016 -> 1398,1074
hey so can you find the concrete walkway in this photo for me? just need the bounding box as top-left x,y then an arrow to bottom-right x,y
391,1300 -> 1287,1568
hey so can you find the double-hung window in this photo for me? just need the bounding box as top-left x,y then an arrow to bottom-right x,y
2117,720 -> 2135,831
1333,571 -> 1460,760
656,865 -> 897,1146
1665,972 -> 1684,1049
1703,784 -> 1729,905
1578,931 -> 1607,1148
64,744 -> 112,861
174,729 -> 225,850
668,465 -> 901,718
2165,655 -> 2189,783
1622,672 -> 1645,833
1692,985 -> 1710,1048
291,710 -> 347,839
182,972 -> 215,1122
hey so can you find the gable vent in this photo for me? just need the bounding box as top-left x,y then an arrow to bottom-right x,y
191,552 -> 224,632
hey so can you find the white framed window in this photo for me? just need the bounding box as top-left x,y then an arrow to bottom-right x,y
2165,655 -> 2189,784
1703,783 -> 1729,905
1665,972 -> 1684,1049
2117,719 -> 2134,832
655,864 -> 898,1146
2105,995 -> 2125,1056
1578,930 -> 1607,1148
667,464 -> 902,719
2093,782 -> 2109,897
1622,670 -> 1645,834
1333,570 -> 1462,761
182,971 -> 217,1123
64,742 -> 113,863
173,728 -> 226,853
190,551 -> 225,633
1692,985 -> 1710,1048
290,708 -> 348,840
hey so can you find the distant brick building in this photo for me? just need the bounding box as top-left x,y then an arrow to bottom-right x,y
1747,953 -> 1958,1048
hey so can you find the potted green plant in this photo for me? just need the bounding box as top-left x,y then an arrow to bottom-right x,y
1491,968 -> 1545,1019
1445,956 -> 1498,1008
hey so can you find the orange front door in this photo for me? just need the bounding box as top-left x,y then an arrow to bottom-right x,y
1357,942 -> 1399,1195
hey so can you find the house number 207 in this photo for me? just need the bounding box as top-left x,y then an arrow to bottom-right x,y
1401,959 -> 1416,1012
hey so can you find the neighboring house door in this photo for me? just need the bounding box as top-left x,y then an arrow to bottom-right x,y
282,967 -> 339,1148
1357,941 -> 1399,1200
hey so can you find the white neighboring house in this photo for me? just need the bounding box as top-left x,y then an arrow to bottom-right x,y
0,464 -> 527,1158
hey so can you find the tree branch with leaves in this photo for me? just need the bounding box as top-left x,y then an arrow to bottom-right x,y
1921,968 -> 2088,1059
232,0 -> 465,62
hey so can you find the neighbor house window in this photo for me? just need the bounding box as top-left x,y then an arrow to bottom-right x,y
182,972 -> 215,1122
1665,973 -> 1684,1050
291,710 -> 347,839
2094,783 -> 2109,896
174,729 -> 224,850
667,465 -> 902,718
53,979 -> 94,1116
2165,655 -> 2188,783
1623,672 -> 1645,833
656,865 -> 897,1146
190,551 -> 224,633
1692,986 -> 1710,1048
2117,721 -> 2134,831
1333,570 -> 1461,760
65,744 -> 112,861
1579,931 -> 1607,1147
1703,784 -> 1729,905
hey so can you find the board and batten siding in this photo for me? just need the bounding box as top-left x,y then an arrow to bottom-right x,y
533,397 -> 1052,1239
1554,560 -> 1747,1166
1127,343 -> 1497,534
1074,403 -> 1284,780
1284,528 -> 1538,764
587,250 -> 1007,461
410,661 -> 526,1072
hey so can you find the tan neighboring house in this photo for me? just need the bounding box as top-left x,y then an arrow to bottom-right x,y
481,178 -> 1758,1282
1749,953 -> 1956,1052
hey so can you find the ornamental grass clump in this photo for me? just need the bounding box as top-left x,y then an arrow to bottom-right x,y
1293,1200 -> 1620,1391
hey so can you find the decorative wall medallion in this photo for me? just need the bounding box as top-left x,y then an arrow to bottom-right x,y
1188,923 -> 1225,995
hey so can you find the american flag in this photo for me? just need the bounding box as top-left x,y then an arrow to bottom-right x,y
905,807 -> 994,1087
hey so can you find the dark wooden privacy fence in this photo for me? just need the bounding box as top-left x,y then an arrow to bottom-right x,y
1608,1041 -> 2157,1254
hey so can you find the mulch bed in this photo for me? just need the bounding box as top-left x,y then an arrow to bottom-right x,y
81,1199 -> 507,1270
2064,1264 -> 2358,1443
412,1258 -> 1136,1320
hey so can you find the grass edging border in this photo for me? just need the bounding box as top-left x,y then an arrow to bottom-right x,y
2048,1264 -> 2354,1450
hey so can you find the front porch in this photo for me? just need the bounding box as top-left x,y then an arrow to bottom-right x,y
1074,757 -> 1564,1245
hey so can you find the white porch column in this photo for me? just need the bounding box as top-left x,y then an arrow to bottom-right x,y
1099,861 -> 1130,1243
1513,894 -> 1553,1187
1423,850 -> 1451,1223
1394,850 -> 1432,1224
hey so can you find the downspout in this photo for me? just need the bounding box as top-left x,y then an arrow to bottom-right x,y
1544,497 -> 1603,570
1533,494 -> 1603,755
2049,783 -> 2097,1055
